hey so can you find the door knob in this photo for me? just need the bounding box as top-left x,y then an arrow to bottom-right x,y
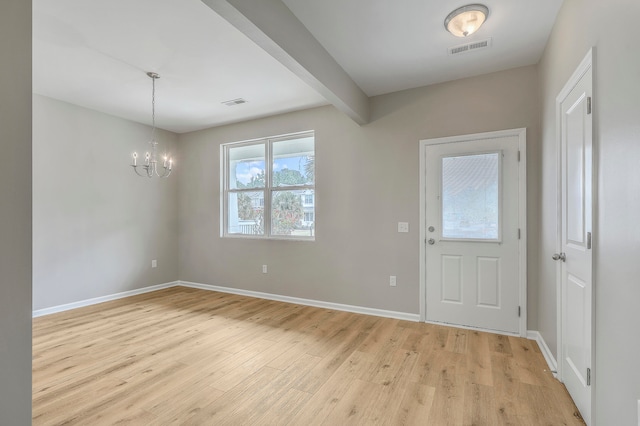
428,238 -> 435,245
552,252 -> 566,262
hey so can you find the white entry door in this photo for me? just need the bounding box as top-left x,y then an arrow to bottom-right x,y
557,51 -> 593,425
422,129 -> 525,334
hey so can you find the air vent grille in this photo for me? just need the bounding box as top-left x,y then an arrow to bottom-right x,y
221,98 -> 248,106
448,38 -> 492,56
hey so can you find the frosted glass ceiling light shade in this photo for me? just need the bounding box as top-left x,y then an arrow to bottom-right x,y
445,4 -> 489,37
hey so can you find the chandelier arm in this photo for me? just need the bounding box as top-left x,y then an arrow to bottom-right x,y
132,164 -> 153,178
156,167 -> 172,178
153,161 -> 166,178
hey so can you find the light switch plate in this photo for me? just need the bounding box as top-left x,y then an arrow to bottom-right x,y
398,222 -> 409,233
390,276 -> 397,287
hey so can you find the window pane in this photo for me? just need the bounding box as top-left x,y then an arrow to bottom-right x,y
228,191 -> 264,235
442,153 -> 500,240
271,189 -> 314,237
272,136 -> 314,187
229,144 -> 265,190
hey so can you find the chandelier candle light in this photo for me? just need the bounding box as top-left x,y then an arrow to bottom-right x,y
131,71 -> 173,178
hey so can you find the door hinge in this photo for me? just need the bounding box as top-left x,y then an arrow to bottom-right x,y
517,151 -> 521,162
587,232 -> 592,249
518,306 -> 521,317
587,367 -> 591,386
518,228 -> 521,239
587,97 -> 592,114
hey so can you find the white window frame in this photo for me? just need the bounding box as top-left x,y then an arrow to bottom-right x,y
221,131 -> 315,241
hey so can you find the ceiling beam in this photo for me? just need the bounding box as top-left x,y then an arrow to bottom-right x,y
201,0 -> 370,125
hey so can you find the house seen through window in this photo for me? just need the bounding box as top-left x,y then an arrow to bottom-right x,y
222,131 -> 315,239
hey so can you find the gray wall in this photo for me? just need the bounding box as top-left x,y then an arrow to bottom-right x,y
179,65 -> 540,323
0,0 -> 32,423
538,0 -> 640,424
33,95 -> 180,310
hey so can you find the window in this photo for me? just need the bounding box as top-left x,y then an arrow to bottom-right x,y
304,194 -> 313,205
222,131 -> 315,239
441,152 -> 501,240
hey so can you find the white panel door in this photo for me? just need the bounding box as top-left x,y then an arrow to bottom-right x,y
424,134 -> 522,334
558,60 -> 593,425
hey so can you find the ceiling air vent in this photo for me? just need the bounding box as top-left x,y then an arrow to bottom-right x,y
221,98 -> 248,106
448,37 -> 492,56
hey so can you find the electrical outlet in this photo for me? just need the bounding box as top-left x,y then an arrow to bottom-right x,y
262,265 -> 267,273
390,276 -> 397,287
151,259 -> 157,268
397,222 -> 409,233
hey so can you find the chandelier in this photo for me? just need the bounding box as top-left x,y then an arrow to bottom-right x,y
131,72 -> 173,178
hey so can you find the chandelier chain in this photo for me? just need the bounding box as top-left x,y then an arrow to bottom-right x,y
151,74 -> 156,141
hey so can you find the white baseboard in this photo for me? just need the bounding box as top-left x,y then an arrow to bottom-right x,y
527,330 -> 558,374
178,280 -> 421,322
32,281 -> 180,318
33,280 -> 421,323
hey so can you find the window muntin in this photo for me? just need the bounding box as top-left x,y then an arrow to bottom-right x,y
441,151 -> 501,241
223,132 -> 315,240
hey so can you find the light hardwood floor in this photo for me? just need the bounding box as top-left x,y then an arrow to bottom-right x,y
33,286 -> 584,425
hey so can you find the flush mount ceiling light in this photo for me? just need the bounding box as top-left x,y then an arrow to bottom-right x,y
131,72 -> 173,178
444,4 -> 489,37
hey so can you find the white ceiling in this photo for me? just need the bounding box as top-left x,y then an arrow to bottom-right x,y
32,0 -> 563,134
281,0 -> 564,96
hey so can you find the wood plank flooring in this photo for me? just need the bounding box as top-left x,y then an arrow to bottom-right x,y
33,286 -> 585,425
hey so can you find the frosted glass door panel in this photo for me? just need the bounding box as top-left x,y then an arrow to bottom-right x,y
441,152 -> 500,240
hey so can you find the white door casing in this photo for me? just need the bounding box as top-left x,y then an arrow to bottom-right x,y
419,129 -> 527,336
556,49 -> 594,425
